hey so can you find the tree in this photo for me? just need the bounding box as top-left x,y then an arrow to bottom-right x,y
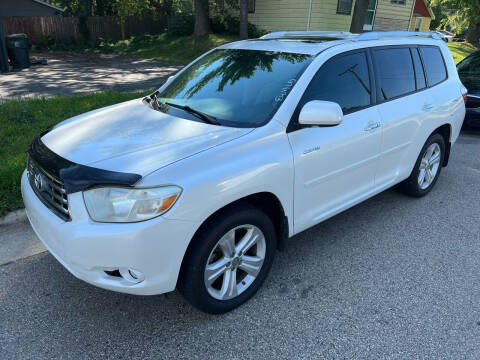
194,0 -> 211,36
431,0 -> 480,46
350,0 -> 370,33
112,0 -> 155,40
429,1 -> 448,29
239,0 -> 248,39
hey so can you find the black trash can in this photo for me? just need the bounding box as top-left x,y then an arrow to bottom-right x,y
6,33 -> 30,69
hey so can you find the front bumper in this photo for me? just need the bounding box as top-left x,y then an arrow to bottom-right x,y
21,171 -> 199,295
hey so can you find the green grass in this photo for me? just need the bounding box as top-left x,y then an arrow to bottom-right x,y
39,33 -> 238,65
100,33 -> 238,65
0,90 -> 149,217
447,42 -> 478,64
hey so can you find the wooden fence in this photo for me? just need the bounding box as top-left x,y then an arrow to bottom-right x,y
1,16 -> 167,44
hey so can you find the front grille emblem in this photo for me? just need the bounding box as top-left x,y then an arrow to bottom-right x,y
33,171 -> 47,192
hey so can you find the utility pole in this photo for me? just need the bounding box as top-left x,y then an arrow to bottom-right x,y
307,0 -> 313,31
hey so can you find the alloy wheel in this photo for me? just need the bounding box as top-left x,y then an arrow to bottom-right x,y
204,224 -> 266,300
418,142 -> 441,190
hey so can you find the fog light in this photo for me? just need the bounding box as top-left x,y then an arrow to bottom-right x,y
119,268 -> 145,284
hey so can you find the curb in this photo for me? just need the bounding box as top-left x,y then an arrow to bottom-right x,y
0,209 -> 27,226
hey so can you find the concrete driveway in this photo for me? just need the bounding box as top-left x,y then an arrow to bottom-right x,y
1,129 -> 479,359
0,52 -> 181,98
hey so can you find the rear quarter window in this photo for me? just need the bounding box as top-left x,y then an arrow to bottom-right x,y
419,46 -> 447,86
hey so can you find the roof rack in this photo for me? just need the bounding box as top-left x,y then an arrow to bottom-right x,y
260,31 -> 355,40
260,30 -> 442,42
354,31 -> 442,41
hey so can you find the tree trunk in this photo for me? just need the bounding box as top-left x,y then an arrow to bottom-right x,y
349,0 -> 370,33
194,0 -> 211,36
121,21 -> 126,40
466,22 -> 480,48
239,0 -> 248,39
0,18 -> 9,72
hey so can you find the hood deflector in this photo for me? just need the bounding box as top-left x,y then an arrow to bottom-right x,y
28,136 -> 142,194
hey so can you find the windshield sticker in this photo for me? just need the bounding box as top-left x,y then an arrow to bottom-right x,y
275,79 -> 297,102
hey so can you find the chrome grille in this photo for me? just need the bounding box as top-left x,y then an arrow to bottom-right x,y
27,157 -> 71,221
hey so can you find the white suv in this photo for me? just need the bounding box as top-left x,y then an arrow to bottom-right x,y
22,31 -> 466,314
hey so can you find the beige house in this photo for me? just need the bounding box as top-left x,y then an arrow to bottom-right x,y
408,0 -> 435,32
245,0 -> 433,33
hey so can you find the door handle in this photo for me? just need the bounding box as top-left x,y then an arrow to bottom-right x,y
422,103 -> 434,111
364,121 -> 381,131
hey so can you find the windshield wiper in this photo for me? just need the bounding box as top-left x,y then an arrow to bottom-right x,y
164,102 -> 220,125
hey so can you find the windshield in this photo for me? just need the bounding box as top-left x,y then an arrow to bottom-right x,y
457,52 -> 480,73
156,49 -> 313,127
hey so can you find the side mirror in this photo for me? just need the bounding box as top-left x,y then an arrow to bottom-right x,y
298,100 -> 343,126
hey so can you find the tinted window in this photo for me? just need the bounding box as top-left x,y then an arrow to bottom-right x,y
419,47 -> 447,86
300,52 -> 371,114
157,49 -> 312,127
374,48 -> 415,100
411,48 -> 426,90
457,53 -> 480,75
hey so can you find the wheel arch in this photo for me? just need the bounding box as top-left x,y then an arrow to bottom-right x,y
433,123 -> 452,167
192,191 -> 288,250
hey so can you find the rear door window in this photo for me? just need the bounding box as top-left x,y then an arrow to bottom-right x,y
411,48 -> 426,90
373,47 -> 416,100
419,46 -> 447,86
298,51 -> 372,114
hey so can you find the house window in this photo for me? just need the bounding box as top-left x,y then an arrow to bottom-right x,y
363,0 -> 377,31
414,17 -> 422,31
337,0 -> 353,15
391,0 -> 406,4
248,0 -> 255,13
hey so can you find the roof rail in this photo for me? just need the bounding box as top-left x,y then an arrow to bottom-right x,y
354,31 -> 442,41
260,31 -> 355,40
259,30 -> 442,42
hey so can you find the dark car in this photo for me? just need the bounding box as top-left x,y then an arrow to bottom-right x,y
457,51 -> 480,127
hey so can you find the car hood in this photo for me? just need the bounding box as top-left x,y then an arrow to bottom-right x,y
41,98 -> 253,176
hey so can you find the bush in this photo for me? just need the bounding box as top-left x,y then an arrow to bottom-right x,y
210,14 -> 266,38
34,36 -> 84,51
168,15 -> 195,36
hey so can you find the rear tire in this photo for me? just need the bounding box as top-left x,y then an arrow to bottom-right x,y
178,203 -> 277,314
400,133 -> 445,197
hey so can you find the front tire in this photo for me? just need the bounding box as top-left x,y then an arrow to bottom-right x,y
178,204 -> 277,314
400,133 -> 445,197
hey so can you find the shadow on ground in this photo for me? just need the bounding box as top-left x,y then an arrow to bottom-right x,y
0,52 -> 181,98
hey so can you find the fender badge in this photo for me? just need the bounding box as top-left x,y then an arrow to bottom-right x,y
302,146 -> 321,155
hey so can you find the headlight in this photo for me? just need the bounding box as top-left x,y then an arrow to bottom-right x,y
83,186 -> 182,223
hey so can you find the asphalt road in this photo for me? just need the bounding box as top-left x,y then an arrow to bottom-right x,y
0,52 -> 180,98
1,129 -> 480,359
